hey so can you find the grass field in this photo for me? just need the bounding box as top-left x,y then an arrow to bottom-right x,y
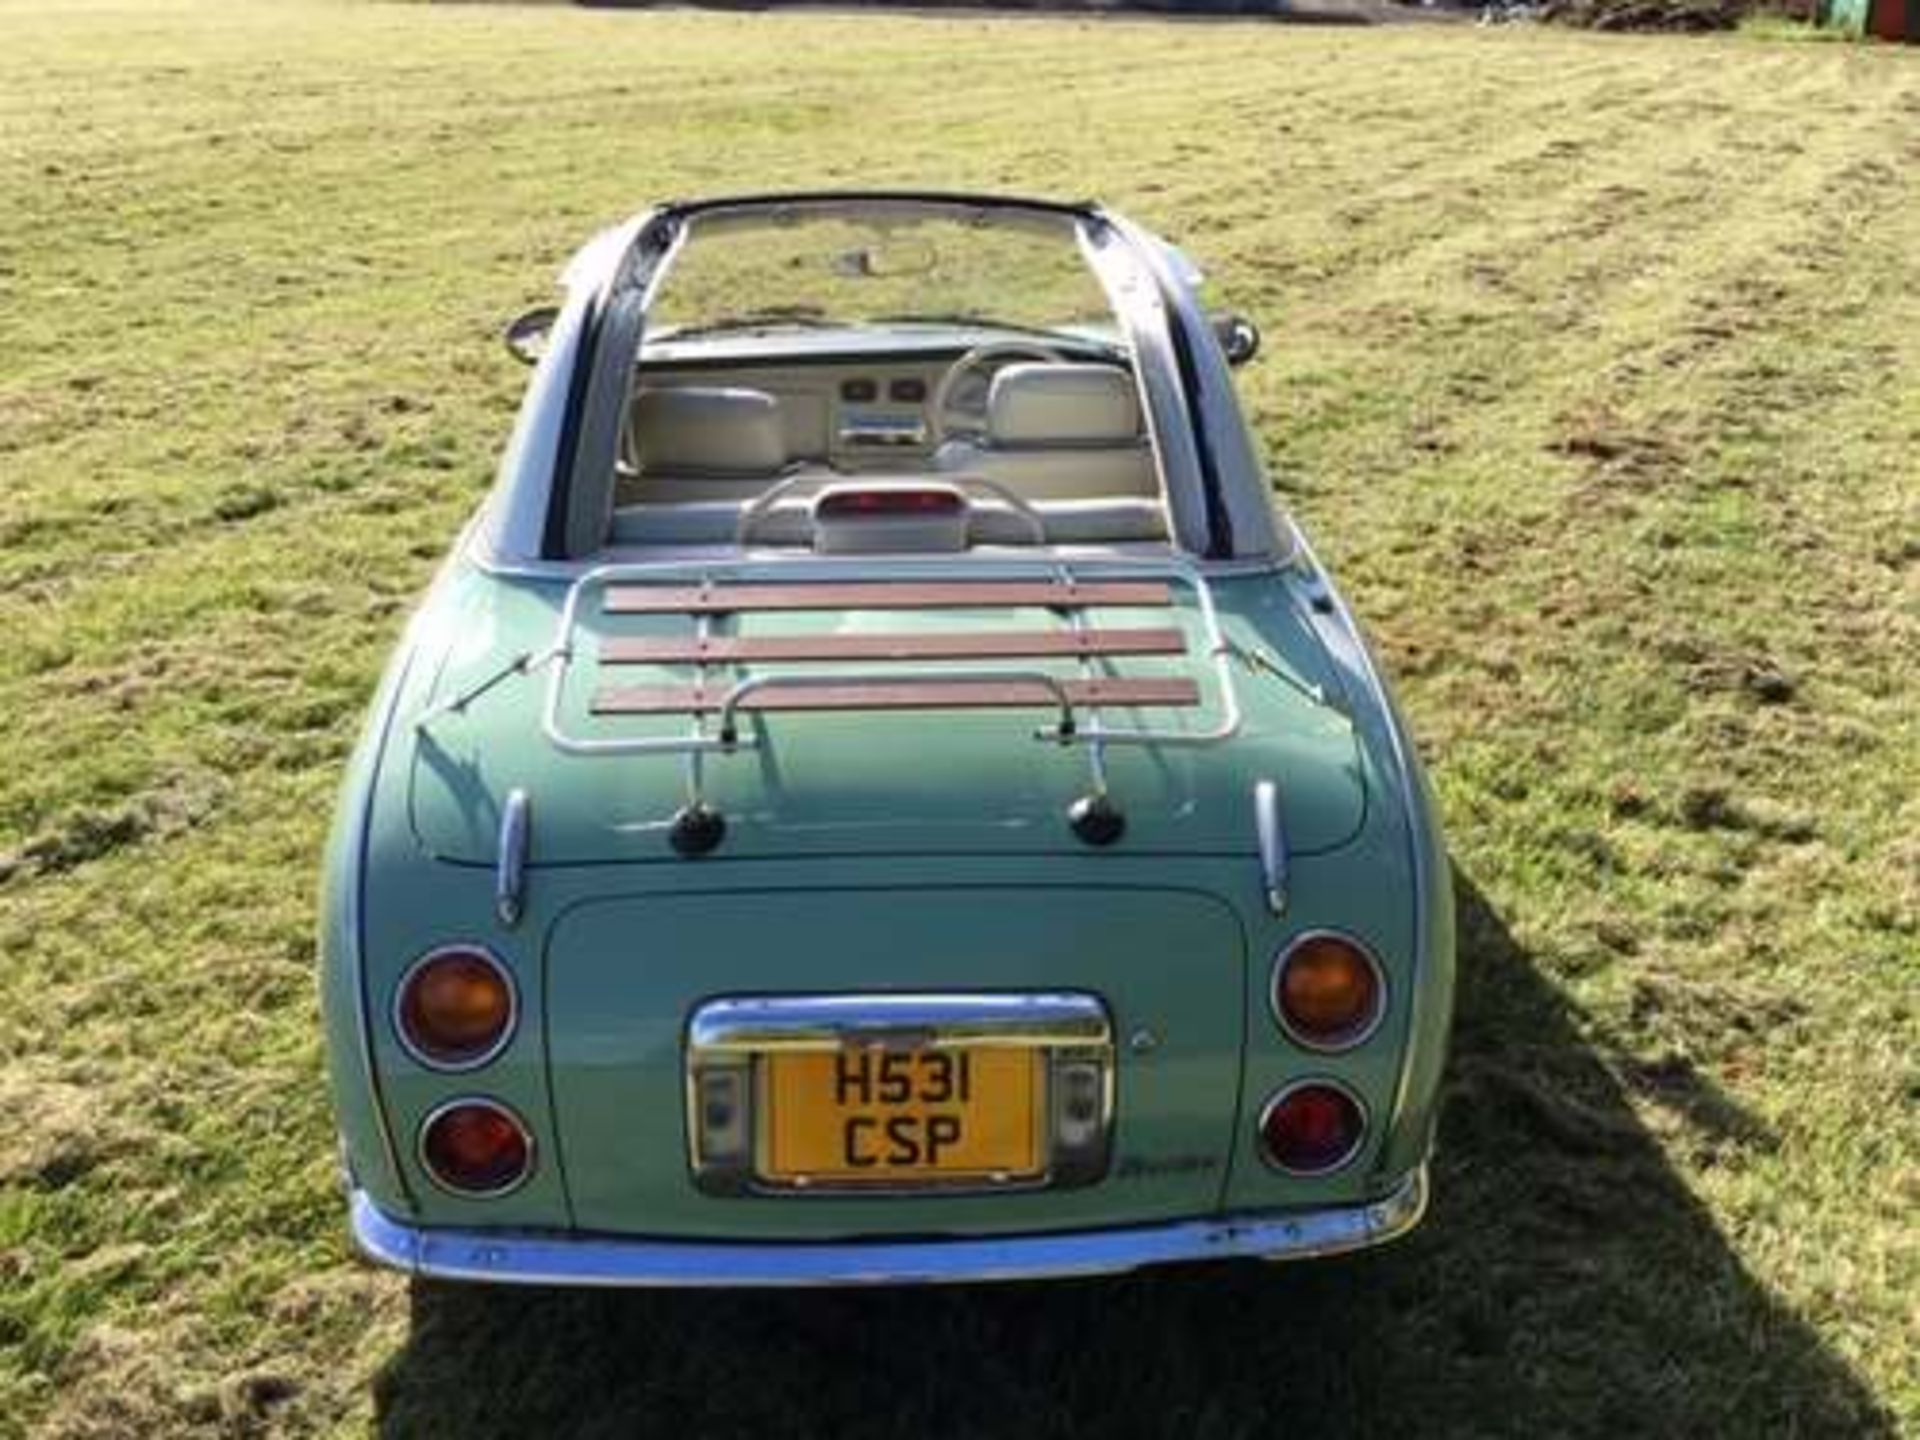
2,2 -> 1917,1435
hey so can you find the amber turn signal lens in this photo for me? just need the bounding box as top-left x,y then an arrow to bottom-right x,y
1273,933 -> 1383,1050
1259,1082 -> 1366,1175
420,1100 -> 533,1195
396,949 -> 515,1068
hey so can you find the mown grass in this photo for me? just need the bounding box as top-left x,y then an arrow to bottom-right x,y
1,2 -> 1916,1435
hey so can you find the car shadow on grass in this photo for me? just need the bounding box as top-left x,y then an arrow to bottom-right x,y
371,875 -> 1894,1439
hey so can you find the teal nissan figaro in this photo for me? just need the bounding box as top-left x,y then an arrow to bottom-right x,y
320,192 -> 1454,1285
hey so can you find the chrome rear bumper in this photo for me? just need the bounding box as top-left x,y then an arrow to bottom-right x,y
349,1164 -> 1427,1288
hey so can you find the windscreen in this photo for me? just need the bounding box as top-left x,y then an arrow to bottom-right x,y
647,212 -> 1117,340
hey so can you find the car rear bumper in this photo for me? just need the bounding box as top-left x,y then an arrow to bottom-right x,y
349,1163 -> 1427,1288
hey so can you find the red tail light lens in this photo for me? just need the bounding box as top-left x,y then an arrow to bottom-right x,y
420,1099 -> 533,1196
815,486 -> 966,519
1272,932 -> 1385,1051
1258,1081 -> 1367,1175
395,948 -> 516,1070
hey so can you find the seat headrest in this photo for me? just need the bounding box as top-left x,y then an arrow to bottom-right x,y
987,364 -> 1142,448
631,386 -> 786,476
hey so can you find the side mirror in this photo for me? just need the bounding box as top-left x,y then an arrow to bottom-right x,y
1212,312 -> 1261,368
503,305 -> 560,365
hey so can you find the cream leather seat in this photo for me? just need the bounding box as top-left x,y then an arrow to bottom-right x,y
933,363 -> 1158,500
619,386 -> 795,503
610,371 -> 1167,547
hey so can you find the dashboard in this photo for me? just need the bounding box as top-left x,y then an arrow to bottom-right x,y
634,357 -> 951,469
635,327 -> 1123,470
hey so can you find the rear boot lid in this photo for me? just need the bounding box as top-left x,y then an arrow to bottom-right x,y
544,885 -> 1246,1237
408,566 -> 1366,863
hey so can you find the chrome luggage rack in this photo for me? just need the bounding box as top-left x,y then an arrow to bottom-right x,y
423,556 -> 1242,854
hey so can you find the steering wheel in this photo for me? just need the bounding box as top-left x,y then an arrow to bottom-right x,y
929,340 -> 1067,447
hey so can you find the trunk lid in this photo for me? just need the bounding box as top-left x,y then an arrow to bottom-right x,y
407,568 -> 1366,863
544,886 -> 1245,1237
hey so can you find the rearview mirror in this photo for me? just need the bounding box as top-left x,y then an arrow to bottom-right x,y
504,305 -> 560,365
1212,313 -> 1261,368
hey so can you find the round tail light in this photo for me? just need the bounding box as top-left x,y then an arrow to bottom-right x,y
395,947 -> 516,1070
1258,1081 -> 1367,1175
420,1099 -> 534,1196
1272,932 -> 1385,1051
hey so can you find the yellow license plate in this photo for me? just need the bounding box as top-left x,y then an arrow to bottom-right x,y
762,1047 -> 1044,1185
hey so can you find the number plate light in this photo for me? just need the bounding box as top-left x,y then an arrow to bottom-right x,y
1047,1053 -> 1112,1185
688,1057 -> 755,1195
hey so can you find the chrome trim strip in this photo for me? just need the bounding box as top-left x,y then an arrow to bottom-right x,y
495,789 -> 530,928
1255,1078 -> 1371,1177
1268,930 -> 1389,1055
1253,778 -> 1288,915
417,1096 -> 538,1200
689,992 -> 1111,1054
390,945 -> 521,1075
349,1164 -> 1427,1288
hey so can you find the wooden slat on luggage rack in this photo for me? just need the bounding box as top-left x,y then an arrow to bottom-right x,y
591,676 -> 1202,716
601,581 -> 1172,615
599,627 -> 1187,666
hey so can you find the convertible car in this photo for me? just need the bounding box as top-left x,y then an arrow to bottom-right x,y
320,191 -> 1453,1285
